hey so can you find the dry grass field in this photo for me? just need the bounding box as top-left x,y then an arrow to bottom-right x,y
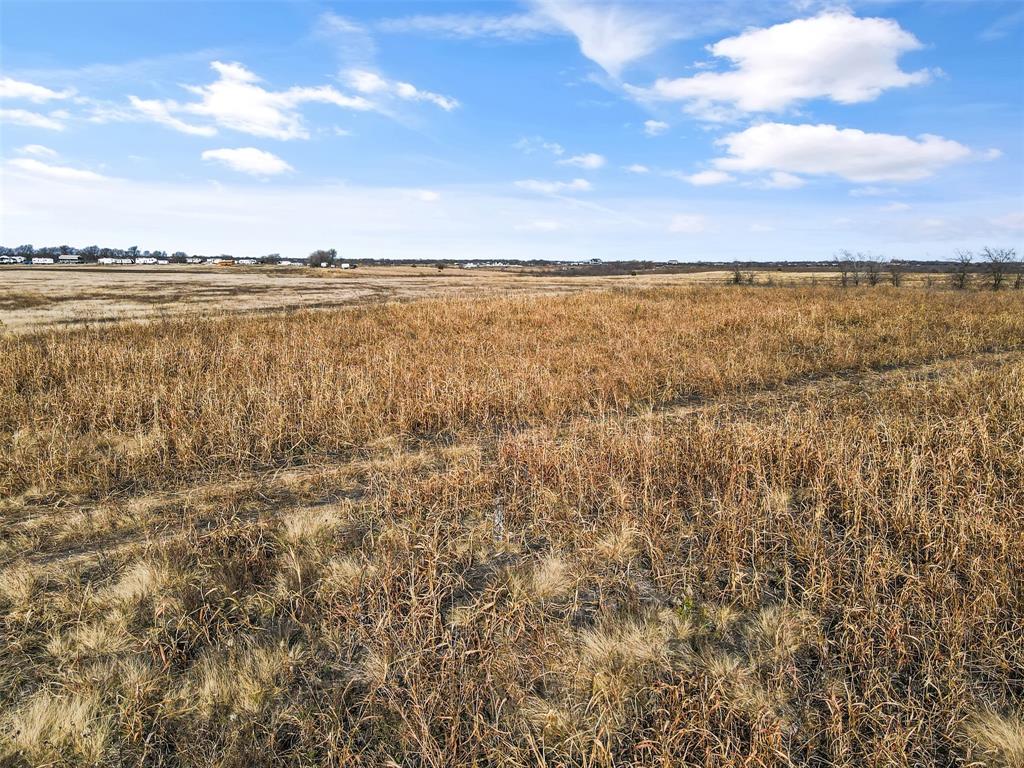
2,283 -> 1023,766
0,265 -> 730,334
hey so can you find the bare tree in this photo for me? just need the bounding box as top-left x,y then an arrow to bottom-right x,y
730,262 -> 743,285
886,260 -> 904,287
850,253 -> 865,286
981,246 -> 1016,291
949,249 -> 973,290
833,250 -> 853,287
864,253 -> 884,286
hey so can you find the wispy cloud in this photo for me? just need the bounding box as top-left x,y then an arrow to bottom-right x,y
515,178 -> 592,194
201,147 -> 293,176
8,157 -> 109,182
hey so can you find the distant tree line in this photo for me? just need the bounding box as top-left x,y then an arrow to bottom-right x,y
827,247 -> 1020,291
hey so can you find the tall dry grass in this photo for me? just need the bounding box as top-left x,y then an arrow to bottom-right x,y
2,286 -> 1023,500
1,285 -> 1023,766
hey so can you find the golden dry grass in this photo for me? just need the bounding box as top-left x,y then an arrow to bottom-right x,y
1,284 -> 1023,767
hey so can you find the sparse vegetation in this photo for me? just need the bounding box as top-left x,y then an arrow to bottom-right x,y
1,284 -> 1023,766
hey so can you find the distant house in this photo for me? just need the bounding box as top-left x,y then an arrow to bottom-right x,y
58,254 -> 81,264
280,261 -> 301,267
0,256 -> 24,264
236,258 -> 257,265
186,257 -> 205,264
157,259 -> 169,265
32,257 -> 55,265
136,257 -> 157,265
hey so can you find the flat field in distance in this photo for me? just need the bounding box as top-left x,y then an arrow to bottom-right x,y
0,264 -> 729,334
1,284 -> 1023,767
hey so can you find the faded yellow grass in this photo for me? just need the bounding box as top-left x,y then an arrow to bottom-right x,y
1,285 -> 1023,766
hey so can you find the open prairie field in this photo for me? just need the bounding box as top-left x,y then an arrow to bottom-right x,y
2,285 -> 1023,767
0,265 -> 737,335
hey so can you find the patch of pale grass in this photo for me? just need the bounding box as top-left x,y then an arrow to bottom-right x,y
963,710 -> 1024,767
3,689 -> 111,764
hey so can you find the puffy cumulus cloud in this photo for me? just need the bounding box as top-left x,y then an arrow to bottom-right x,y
532,0 -> 677,76
345,69 -> 459,111
632,12 -> 931,119
514,178 -> 592,194
0,108 -> 66,131
201,147 -> 293,176
7,157 -> 109,182
0,77 -> 74,103
643,119 -> 668,136
16,144 -> 59,158
130,61 -> 375,140
558,152 -> 605,170
625,164 -> 650,174
668,213 -> 707,233
712,123 -> 971,183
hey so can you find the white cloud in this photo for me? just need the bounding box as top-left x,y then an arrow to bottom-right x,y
16,144 -> 58,159
0,108 -> 66,131
558,152 -> 605,170
345,69 -> 459,111
515,178 -> 592,194
668,213 -> 707,233
0,77 -> 74,103
676,169 -> 733,186
129,96 -> 217,137
378,13 -> 557,40
881,201 -> 911,212
632,12 -> 931,118
515,136 -> 565,156
643,119 -> 668,136
625,164 -> 650,174
315,13 -> 377,66
982,148 -> 1003,161
755,171 -> 805,190
532,0 -> 678,76
201,147 -> 293,176
130,61 -> 375,140
712,123 -> 971,183
7,158 -> 108,182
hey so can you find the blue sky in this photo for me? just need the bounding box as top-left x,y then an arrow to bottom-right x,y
1,0 -> 1022,261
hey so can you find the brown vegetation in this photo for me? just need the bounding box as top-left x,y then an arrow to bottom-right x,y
1,285 -> 1023,766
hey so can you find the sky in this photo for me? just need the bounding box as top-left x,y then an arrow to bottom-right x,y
1,0 -> 1022,261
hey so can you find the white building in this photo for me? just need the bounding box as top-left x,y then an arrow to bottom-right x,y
32,257 -> 55,264
136,257 -> 157,265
